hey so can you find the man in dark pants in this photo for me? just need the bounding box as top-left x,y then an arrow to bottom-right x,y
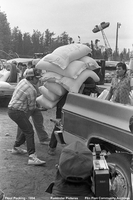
18,61 -> 50,145
16,106 -> 50,145
8,68 -> 46,165
48,92 -> 68,155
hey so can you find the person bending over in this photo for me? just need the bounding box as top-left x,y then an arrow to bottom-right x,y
8,68 -> 46,166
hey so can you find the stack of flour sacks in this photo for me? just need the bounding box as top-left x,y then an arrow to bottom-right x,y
36,43 -> 100,109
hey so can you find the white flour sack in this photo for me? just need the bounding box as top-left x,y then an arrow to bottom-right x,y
79,56 -> 101,70
36,60 -> 87,79
57,69 -> 100,93
36,95 -> 59,109
39,85 -> 60,102
44,81 -> 67,96
42,43 -> 91,69
40,72 -> 62,82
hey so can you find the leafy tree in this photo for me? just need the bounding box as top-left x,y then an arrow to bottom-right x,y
31,30 -> 42,53
39,33 -> 45,53
10,29 -> 23,57
17,31 -> 23,55
119,48 -> 130,62
60,31 -> 69,45
49,36 -> 61,52
11,27 -> 22,55
22,32 -> 33,57
44,29 -> 55,53
0,11 -> 11,58
90,40 -> 103,59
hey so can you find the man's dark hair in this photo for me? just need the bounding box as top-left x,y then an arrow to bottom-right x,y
116,62 -> 127,73
28,61 -> 32,66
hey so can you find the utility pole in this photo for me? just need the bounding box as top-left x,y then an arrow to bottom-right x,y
115,22 -> 121,54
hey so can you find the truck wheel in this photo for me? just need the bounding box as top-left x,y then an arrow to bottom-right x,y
106,153 -> 131,198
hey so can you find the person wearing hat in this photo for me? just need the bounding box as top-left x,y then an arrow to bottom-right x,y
46,141 -> 94,197
21,62 -> 50,145
8,68 -> 46,165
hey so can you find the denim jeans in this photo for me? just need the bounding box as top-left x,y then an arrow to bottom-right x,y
49,125 -> 60,149
31,109 -> 49,141
49,93 -> 68,149
16,108 -> 49,143
8,108 -> 35,155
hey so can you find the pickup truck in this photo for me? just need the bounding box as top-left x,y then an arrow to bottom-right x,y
59,92 -> 133,199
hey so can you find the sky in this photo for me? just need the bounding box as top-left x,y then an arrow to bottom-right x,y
0,0 -> 133,52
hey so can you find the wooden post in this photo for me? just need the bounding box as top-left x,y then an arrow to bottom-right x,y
115,23 -> 118,54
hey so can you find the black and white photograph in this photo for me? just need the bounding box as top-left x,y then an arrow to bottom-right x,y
0,0 -> 133,199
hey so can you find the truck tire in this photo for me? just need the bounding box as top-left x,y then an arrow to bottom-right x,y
106,153 -> 131,198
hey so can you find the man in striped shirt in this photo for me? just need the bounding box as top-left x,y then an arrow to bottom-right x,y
8,68 -> 46,166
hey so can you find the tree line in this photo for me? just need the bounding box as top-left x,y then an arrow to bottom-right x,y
0,10 -> 130,61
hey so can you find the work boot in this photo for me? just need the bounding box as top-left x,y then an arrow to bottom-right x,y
48,146 -> 56,156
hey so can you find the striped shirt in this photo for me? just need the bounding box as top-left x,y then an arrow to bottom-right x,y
8,79 -> 37,112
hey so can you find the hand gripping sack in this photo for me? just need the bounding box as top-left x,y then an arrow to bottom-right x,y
58,141 -> 93,181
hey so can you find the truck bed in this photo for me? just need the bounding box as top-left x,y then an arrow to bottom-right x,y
62,93 -> 133,153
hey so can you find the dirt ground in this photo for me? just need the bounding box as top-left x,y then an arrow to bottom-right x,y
0,106 -> 64,199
